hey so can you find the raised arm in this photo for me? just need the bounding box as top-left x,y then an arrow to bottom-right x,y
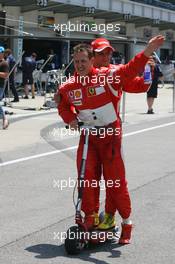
122,76 -> 150,93
116,35 -> 165,81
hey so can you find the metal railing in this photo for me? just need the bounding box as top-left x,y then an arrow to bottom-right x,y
130,0 -> 175,11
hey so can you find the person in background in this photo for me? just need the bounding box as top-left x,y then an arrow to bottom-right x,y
22,52 -> 37,99
0,46 -> 9,129
4,49 -> 19,102
49,49 -> 59,70
147,56 -> 164,114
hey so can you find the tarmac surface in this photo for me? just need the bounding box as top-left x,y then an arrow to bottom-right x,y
0,84 -> 175,264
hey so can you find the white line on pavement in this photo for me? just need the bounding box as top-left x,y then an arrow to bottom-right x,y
0,146 -> 77,167
8,110 -> 57,119
1,121 -> 175,168
123,121 -> 175,137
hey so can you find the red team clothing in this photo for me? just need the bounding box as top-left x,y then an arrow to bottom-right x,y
58,51 -> 150,220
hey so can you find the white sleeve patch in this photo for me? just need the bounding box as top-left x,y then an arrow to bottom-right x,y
107,69 -> 119,97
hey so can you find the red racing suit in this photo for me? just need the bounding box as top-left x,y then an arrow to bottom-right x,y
58,51 -> 150,219
94,62 -> 152,215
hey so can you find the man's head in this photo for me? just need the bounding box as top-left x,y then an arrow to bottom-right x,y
31,52 -> 37,60
0,46 -> 5,60
4,48 -> 12,59
73,44 -> 94,76
91,38 -> 114,67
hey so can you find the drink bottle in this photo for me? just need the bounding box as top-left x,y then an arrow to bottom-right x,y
144,64 -> 152,84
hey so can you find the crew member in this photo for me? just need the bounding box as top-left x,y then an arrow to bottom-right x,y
57,35 -> 164,244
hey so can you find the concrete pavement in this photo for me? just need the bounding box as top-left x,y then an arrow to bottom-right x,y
0,84 -> 175,264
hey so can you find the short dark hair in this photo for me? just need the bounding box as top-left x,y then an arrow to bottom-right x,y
73,44 -> 94,59
32,52 -> 37,58
4,49 -> 12,55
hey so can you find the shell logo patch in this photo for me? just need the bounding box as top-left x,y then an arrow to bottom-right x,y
74,89 -> 82,99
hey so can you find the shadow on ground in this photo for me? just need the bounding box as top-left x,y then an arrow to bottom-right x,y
25,241 -> 123,264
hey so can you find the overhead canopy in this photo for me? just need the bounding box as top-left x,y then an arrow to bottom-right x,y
0,0 -> 175,31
